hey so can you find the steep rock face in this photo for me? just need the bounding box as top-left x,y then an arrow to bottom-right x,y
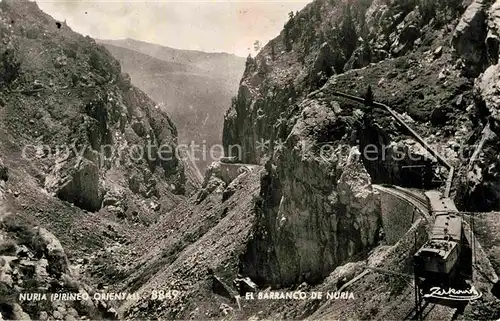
34,227 -> 69,277
337,148 -> 381,248
455,65 -> 500,211
0,158 -> 7,182
452,0 -> 489,75
0,0 -> 200,218
0,216 -> 115,320
240,100 -> 382,286
195,161 -> 227,204
0,158 -> 7,202
224,0 -> 469,165
99,40 -> 245,171
379,190 -> 420,245
452,1 -> 500,210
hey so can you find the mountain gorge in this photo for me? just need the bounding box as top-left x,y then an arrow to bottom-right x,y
1,0 -> 500,320
98,38 -> 245,171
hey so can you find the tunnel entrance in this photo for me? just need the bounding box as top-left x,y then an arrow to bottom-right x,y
492,281 -> 500,299
357,122 -> 440,189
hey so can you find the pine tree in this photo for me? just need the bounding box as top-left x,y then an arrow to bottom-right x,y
245,54 -> 254,69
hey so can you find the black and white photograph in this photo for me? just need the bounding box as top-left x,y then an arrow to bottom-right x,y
0,0 -> 500,320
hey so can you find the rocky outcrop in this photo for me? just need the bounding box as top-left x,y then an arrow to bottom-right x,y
452,0 -> 488,75
119,167 -> 263,320
0,0 -> 200,220
195,162 -> 226,204
239,97 -> 382,286
476,63 -> 500,121
0,158 -> 7,200
49,159 -> 102,212
0,217 -> 107,320
101,189 -> 128,217
344,42 -> 372,71
337,148 -> 381,248
114,0 -> 500,318
3,0 -> 500,320
223,0 -> 469,166
452,60 -> 500,211
312,42 -> 338,86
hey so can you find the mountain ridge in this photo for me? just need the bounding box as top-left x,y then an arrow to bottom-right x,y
99,37 -> 245,58
97,38 -> 245,78
100,43 -> 208,75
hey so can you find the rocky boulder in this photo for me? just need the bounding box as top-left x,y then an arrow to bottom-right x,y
344,42 -> 372,71
476,63 -> 500,121
195,162 -> 226,204
391,24 -> 421,57
33,227 -> 69,277
45,156 -> 102,213
312,42 -> 338,83
57,159 -> 102,212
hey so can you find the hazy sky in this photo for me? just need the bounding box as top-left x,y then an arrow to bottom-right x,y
36,0 -> 310,57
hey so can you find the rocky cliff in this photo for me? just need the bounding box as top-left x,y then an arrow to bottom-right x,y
220,0 -> 500,315
0,0 -> 202,213
0,0 -> 200,318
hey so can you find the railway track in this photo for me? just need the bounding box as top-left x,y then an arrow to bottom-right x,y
373,184 -> 431,221
371,185 -> 465,320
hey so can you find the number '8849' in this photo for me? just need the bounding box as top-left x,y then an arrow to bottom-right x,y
150,290 -> 181,300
